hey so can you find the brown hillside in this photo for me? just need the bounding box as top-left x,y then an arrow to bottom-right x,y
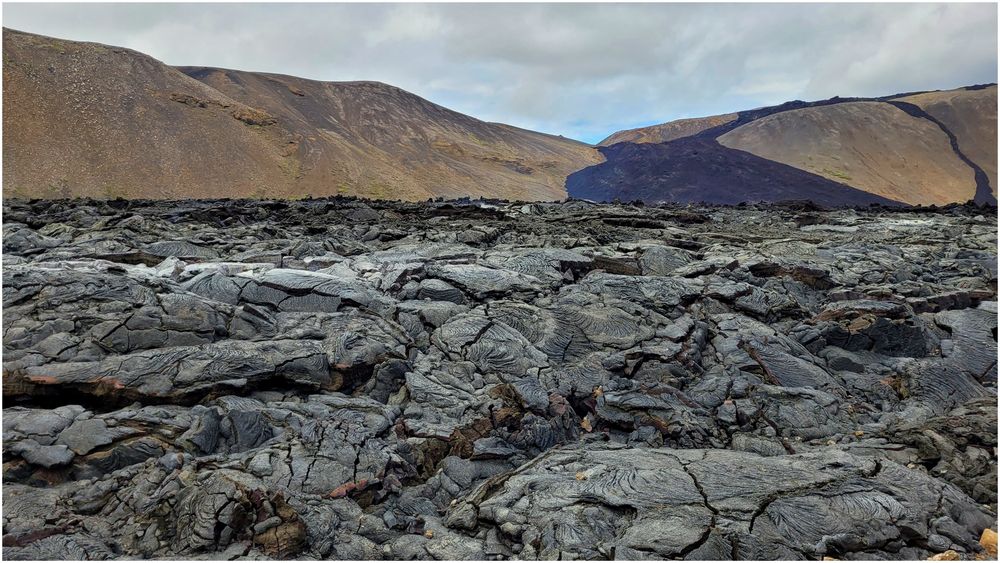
717,102 -> 977,206
599,113 -> 738,146
2,29 -> 600,200
899,86 -> 998,196
3,29 -> 292,199
180,67 -> 602,200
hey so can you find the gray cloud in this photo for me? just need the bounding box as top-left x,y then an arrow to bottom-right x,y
4,3 -> 996,143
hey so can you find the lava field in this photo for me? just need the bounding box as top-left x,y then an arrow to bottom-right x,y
2,197 -> 997,560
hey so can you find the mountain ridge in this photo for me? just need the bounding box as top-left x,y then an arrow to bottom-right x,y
576,84 -> 997,206
2,27 -> 601,201
3,26 -> 996,206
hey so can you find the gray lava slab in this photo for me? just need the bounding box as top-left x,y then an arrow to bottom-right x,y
2,197 -> 996,560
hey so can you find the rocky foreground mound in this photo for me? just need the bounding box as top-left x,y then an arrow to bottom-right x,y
3,198 -> 997,560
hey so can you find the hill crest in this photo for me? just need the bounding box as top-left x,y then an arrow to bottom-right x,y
3,28 -> 601,201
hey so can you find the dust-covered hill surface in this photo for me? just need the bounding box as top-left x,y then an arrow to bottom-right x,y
178,67 -> 602,202
716,101 -> 978,205
2,28 -> 292,200
2,28 -> 600,201
899,86 -> 999,199
3,198 -> 997,560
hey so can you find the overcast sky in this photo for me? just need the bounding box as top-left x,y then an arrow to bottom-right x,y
4,3 -> 997,143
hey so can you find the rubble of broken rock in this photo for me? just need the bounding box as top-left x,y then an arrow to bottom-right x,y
2,197 -> 997,560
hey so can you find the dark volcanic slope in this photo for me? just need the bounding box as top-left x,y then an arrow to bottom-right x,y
583,85 -> 998,206
3,197 -> 997,560
567,137 -> 899,206
2,28 -> 600,201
